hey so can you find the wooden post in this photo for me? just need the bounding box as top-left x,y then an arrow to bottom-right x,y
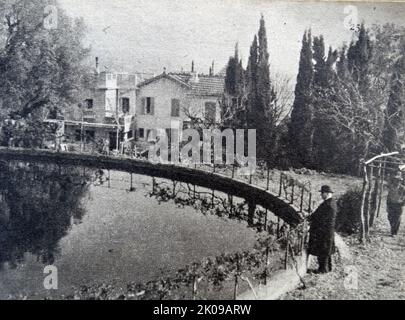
290,181 -> 295,204
234,255 -> 240,300
264,237 -> 270,285
279,173 -> 283,197
308,192 -> 312,213
300,187 -> 304,213
369,164 -> 381,227
232,164 -> 235,179
266,165 -> 270,191
129,173 -> 134,191
364,165 -> 373,239
359,164 -> 369,243
192,276 -> 198,300
264,209 -> 268,232
376,162 -> 386,218
229,195 -> 234,215
284,231 -> 289,270
233,274 -> 239,300
277,217 -> 280,238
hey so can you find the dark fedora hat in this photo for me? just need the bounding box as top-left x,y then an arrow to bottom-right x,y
319,185 -> 333,193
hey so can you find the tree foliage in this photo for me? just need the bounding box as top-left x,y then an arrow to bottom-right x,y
289,29 -> 314,168
0,0 -> 89,147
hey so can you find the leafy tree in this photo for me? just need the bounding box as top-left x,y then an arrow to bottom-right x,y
383,42 -> 405,152
0,0 -> 89,148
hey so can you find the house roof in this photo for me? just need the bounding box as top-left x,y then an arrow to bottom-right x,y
137,73 -> 191,89
137,72 -> 225,97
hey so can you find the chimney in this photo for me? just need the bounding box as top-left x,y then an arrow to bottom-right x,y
190,60 -> 198,83
211,60 -> 215,75
95,57 -> 100,74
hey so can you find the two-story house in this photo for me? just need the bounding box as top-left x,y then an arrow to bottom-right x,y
62,58 -> 152,151
59,59 -> 225,152
135,69 -> 225,142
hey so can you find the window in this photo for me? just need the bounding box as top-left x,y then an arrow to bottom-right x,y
85,130 -> 95,143
122,98 -> 130,114
127,130 -> 133,140
142,97 -> 154,115
75,130 -> 81,142
138,128 -> 145,139
147,129 -> 155,140
205,102 -> 216,123
171,99 -> 180,117
85,99 -> 94,109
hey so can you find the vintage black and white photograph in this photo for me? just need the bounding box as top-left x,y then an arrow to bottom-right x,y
0,0 -> 405,303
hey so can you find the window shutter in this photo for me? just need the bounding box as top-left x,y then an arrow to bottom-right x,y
150,98 -> 155,115
171,99 -> 180,117
140,98 -> 145,115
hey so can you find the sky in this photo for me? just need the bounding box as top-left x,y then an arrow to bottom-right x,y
58,0 -> 405,81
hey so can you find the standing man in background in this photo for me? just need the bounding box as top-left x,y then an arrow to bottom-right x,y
386,173 -> 405,237
308,185 -> 337,274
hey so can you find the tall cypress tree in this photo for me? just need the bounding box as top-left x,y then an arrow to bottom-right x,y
289,29 -> 314,167
312,36 -> 339,170
222,43 -> 245,128
347,23 -> 373,96
225,43 -> 244,96
383,50 -> 405,152
257,15 -> 272,118
246,15 -> 273,161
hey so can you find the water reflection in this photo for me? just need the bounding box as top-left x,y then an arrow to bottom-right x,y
148,179 -> 284,234
0,162 -> 259,299
0,161 -> 95,269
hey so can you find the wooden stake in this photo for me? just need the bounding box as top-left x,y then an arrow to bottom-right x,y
300,187 -> 304,213
364,166 -> 373,239
192,276 -> 198,300
284,232 -> 289,270
290,182 -> 295,204
129,173 -> 134,191
233,274 -> 239,300
359,164 -> 368,243
279,173 -> 283,197
376,162 -> 386,218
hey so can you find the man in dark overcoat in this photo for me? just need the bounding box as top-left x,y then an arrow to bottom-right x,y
308,185 -> 337,274
386,173 -> 405,237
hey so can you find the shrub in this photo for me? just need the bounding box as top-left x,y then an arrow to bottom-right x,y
336,187 -> 362,235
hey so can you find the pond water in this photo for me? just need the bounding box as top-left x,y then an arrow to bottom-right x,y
0,162 -> 258,299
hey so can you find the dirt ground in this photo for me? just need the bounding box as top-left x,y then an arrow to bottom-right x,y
281,206 -> 405,300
